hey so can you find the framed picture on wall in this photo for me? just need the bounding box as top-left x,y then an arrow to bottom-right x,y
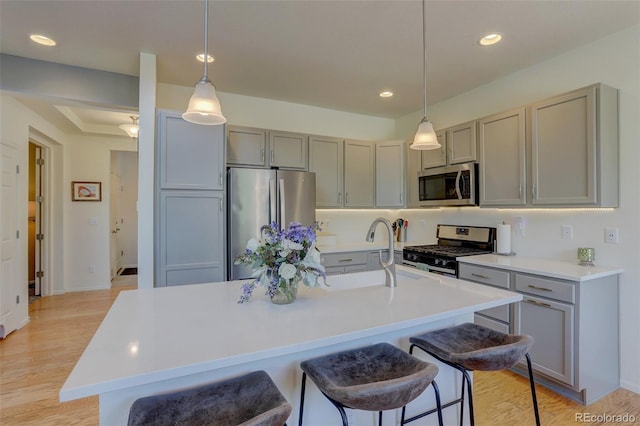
71,181 -> 102,201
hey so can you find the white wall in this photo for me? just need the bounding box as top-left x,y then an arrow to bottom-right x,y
63,134 -> 136,292
334,24 -> 639,393
158,83 -> 396,141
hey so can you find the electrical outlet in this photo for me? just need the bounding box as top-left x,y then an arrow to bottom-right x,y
561,224 -> 573,240
89,265 -> 96,273
605,227 -> 619,244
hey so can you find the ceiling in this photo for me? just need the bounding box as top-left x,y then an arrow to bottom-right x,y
1,0 -> 639,136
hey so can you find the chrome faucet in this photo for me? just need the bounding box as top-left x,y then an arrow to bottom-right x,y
366,217 -> 397,288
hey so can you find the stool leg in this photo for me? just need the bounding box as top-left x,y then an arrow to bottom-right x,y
298,372 -> 307,426
462,369 -> 474,426
326,397 -> 349,426
432,380 -> 444,426
525,353 -> 541,426
378,410 -> 382,426
458,372 -> 466,426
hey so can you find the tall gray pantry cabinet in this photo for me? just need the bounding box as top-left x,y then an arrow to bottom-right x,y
155,110 -> 226,286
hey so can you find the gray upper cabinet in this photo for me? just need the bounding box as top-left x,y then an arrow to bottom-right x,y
478,108 -> 527,206
269,131 -> 308,170
309,136 -> 344,207
227,126 -> 267,167
405,142 -> 422,207
375,140 -> 404,207
344,140 -> 375,207
447,121 -> 477,164
159,110 -> 225,190
421,129 -> 447,169
530,84 -> 618,207
228,126 -> 308,170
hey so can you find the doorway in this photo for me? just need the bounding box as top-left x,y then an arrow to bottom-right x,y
110,151 -> 138,286
28,142 -> 46,302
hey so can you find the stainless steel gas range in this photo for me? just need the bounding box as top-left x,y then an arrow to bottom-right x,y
403,225 -> 496,277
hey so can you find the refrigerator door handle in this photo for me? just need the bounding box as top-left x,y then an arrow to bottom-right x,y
279,178 -> 286,227
269,179 -> 277,224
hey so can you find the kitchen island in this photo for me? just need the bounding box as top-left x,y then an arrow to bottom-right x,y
60,266 -> 521,425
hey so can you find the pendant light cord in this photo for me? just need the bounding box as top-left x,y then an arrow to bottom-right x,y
203,0 -> 209,80
422,0 -> 427,119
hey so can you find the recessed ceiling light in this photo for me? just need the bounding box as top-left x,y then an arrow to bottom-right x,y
379,91 -> 394,98
196,54 -> 215,63
479,33 -> 502,46
29,34 -> 56,47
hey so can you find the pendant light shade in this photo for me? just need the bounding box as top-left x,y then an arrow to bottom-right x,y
182,0 -> 226,125
412,117 -> 439,149
410,0 -> 440,150
183,78 -> 226,125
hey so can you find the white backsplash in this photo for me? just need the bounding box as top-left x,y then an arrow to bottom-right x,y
316,207 -> 627,267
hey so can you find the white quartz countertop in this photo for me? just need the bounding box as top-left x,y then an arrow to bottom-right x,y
60,266 -> 520,402
318,241 -> 431,254
458,254 -> 624,282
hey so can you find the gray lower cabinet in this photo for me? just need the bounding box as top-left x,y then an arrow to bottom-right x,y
158,191 -> 225,286
321,251 -> 369,276
459,261 -> 619,404
517,293 -> 574,385
156,110 -> 226,287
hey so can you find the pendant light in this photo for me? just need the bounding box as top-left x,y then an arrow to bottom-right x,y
182,0 -> 227,125
119,116 -> 139,139
410,0 -> 440,150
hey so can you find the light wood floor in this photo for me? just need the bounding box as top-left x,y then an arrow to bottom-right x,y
1,285 -> 639,425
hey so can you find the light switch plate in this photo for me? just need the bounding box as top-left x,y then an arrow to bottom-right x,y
561,224 -> 573,240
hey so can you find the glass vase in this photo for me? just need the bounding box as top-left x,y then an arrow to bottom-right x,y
271,278 -> 298,305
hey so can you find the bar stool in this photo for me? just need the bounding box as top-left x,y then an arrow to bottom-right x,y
408,322 -> 540,426
127,370 -> 292,426
298,342 -> 443,426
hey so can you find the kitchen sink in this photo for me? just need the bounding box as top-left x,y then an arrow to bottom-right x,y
321,266 -> 427,292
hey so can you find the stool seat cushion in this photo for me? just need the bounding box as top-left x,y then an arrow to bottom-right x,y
410,323 -> 534,371
301,342 -> 438,411
127,370 -> 292,426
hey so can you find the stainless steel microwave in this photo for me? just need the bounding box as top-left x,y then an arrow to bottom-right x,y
418,163 -> 478,207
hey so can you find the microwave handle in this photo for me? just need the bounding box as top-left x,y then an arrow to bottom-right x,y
455,171 -> 463,199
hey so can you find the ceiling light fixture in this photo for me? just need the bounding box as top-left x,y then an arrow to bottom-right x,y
379,91 -> 394,98
119,116 -> 139,139
182,0 -> 226,125
29,34 -> 56,47
410,0 -> 440,151
479,33 -> 503,46
196,53 -> 215,63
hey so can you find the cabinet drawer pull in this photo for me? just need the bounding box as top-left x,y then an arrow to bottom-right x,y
528,284 -> 552,292
338,259 -> 353,262
271,150 -> 275,163
471,273 -> 489,279
525,299 -> 551,308
261,148 -> 265,162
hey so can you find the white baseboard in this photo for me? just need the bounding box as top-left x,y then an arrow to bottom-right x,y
620,379 -> 640,395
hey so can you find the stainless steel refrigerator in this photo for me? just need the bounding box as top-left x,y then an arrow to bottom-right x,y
228,168 -> 316,280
